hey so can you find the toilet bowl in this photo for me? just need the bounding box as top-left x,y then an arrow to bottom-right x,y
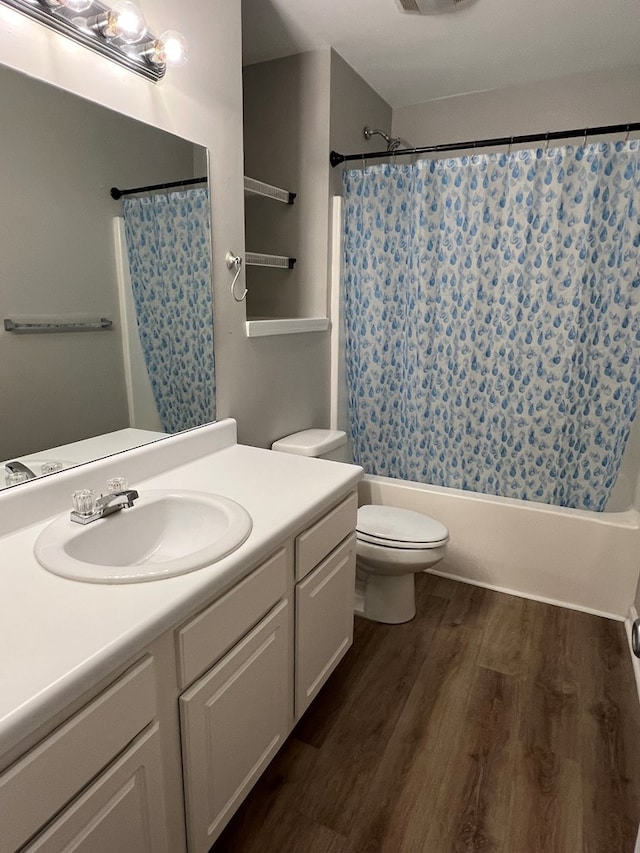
271,429 -> 449,624
355,504 -> 449,623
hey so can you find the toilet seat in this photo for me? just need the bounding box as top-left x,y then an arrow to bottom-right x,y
356,505 -> 449,550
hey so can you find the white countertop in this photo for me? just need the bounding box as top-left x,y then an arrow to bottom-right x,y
0,420 -> 362,759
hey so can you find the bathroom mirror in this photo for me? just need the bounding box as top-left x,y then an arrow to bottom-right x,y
0,65 -> 215,489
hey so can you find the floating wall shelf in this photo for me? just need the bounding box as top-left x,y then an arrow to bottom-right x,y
246,252 -> 297,270
244,177 -> 296,205
245,318 -> 330,338
243,174 -> 300,323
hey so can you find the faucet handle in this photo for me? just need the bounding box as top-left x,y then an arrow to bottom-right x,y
106,477 -> 128,493
72,489 -> 98,517
5,470 -> 28,486
41,461 -> 63,475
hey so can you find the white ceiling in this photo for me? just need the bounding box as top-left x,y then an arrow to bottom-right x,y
241,0 -> 640,109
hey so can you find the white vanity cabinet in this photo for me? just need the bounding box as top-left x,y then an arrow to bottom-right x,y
0,484 -> 360,853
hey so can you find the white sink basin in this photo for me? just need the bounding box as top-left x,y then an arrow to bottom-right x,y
34,490 -> 252,583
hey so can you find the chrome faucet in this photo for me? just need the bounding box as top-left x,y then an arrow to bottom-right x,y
5,460 -> 37,480
70,489 -> 139,525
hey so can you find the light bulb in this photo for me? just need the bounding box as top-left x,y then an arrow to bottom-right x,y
145,29 -> 187,67
99,1 -> 146,44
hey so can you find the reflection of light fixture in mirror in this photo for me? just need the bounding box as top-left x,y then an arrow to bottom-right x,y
0,0 -> 186,82
44,0 -> 93,11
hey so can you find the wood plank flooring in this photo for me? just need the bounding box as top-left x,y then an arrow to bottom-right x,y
212,574 -> 640,853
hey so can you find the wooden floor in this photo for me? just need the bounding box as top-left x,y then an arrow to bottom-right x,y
212,573 -> 640,853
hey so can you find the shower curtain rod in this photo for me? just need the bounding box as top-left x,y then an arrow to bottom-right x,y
329,121 -> 640,167
110,176 -> 207,200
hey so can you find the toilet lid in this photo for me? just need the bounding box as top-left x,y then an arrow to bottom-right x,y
357,505 -> 449,549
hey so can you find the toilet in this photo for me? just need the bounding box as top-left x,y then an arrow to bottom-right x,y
271,429 -> 449,624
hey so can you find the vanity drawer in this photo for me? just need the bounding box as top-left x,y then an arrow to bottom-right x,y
295,491 -> 358,581
176,546 -> 289,689
0,656 -> 156,853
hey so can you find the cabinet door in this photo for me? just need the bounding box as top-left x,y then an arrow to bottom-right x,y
295,533 -> 356,719
24,724 -> 168,853
0,657 -> 156,853
180,599 -> 290,853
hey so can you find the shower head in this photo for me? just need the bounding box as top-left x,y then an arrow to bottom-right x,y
363,126 -> 403,152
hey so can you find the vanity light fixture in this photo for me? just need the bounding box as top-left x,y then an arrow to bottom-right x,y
0,0 -> 187,81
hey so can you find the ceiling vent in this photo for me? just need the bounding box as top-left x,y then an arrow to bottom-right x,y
397,0 -> 476,14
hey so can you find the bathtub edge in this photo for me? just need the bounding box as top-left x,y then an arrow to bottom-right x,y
625,605 -> 640,707
360,473 -> 640,618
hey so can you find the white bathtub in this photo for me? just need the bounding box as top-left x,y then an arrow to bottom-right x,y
359,474 -> 640,620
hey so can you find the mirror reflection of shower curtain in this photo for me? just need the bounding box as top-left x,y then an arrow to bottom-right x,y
122,188 -> 215,434
342,142 -> 640,512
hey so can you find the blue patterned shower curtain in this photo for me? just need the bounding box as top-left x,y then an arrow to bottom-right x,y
122,188 -> 215,434
343,142 -> 640,511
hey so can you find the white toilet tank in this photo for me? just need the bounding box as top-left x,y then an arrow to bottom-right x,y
271,429 -> 348,462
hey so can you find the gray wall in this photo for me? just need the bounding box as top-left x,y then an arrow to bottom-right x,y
243,51 -> 331,320
233,49 -> 392,450
0,67 -> 194,460
329,51 -> 393,198
393,65 -> 640,148
236,51 -> 332,447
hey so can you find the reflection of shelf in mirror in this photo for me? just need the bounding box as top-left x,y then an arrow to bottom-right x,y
245,318 -> 330,338
246,252 -> 296,270
244,177 -> 296,205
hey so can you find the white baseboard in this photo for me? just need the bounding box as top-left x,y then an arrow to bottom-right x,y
427,568 -> 625,622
